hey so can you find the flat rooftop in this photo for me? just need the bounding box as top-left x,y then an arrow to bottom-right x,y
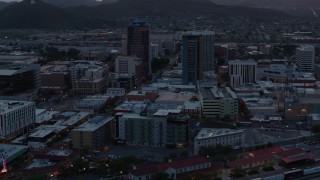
35,125 -> 67,134
200,87 -> 237,100
195,128 -> 244,140
0,144 -> 29,163
155,92 -> 193,104
46,149 -> 73,157
72,116 -> 114,132
54,112 -> 89,126
153,109 -> 181,117
29,129 -> 55,138
36,110 -> 59,123
25,159 -> 55,170
0,100 -> 34,114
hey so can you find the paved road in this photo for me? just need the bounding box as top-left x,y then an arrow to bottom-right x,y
106,145 -> 188,162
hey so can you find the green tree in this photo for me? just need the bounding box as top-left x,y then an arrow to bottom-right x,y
267,142 -> 274,148
66,48 -> 80,60
152,172 -> 171,180
72,158 -> 89,172
180,150 -> 189,159
109,156 -> 143,174
151,57 -> 169,73
311,124 -> 320,134
247,166 -> 259,175
230,168 -> 245,178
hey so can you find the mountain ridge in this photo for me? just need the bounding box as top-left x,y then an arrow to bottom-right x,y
0,0 -> 292,29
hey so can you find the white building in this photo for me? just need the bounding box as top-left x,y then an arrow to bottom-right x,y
106,88 -> 126,97
70,61 -> 107,88
150,43 -> 160,61
0,100 -> 36,139
228,60 -> 257,87
194,128 -> 245,155
115,56 -> 142,76
296,45 -> 315,72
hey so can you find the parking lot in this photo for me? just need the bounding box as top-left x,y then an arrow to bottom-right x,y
244,127 -> 312,146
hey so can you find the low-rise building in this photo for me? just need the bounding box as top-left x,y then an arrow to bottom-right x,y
227,154 -> 275,169
106,88 -> 126,97
0,144 -> 29,164
129,156 -> 211,180
27,129 -> 56,149
199,86 -> 238,120
71,116 -> 115,150
194,128 -> 245,155
41,65 -> 70,92
74,95 -> 111,114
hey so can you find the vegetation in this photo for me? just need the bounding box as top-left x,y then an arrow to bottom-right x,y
180,150 -> 189,159
152,172 -> 173,180
151,57 -> 170,73
311,124 -> 320,134
182,172 -> 212,180
230,167 -> 245,178
247,167 -> 259,175
262,162 -> 275,172
40,47 -> 80,62
199,145 -> 236,162
109,156 -> 143,175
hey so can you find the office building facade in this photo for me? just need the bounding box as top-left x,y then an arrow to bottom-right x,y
296,46 -> 315,72
0,63 -> 40,100
199,87 -> 238,120
229,60 -> 257,87
71,116 -> 115,150
0,100 -> 36,139
127,19 -> 150,76
115,56 -> 142,78
182,31 -> 214,85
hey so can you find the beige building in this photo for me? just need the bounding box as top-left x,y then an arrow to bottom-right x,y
71,116 -> 115,150
73,77 -> 107,95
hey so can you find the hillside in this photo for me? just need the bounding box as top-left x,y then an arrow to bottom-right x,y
0,0 -> 99,29
0,1 -> 15,11
68,0 -> 290,20
210,0 -> 320,8
0,0 -> 292,29
42,0 -> 117,8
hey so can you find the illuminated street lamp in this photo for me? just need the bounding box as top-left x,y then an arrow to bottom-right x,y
1,157 -> 7,174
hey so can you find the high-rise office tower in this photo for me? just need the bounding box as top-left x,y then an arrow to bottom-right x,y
182,31 -> 214,85
296,46 -> 315,72
228,60 -> 257,87
127,19 -> 150,76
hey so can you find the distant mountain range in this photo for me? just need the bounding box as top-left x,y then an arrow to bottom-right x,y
0,1 -> 15,10
210,0 -> 320,8
210,0 -> 320,18
0,0 -> 293,29
42,0 -> 117,7
0,0 -> 99,29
